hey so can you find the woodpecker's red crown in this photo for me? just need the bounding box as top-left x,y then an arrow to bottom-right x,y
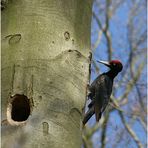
109,60 -> 122,65
98,60 -> 123,72
109,60 -> 123,72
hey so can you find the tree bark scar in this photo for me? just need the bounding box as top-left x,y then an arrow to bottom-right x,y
5,34 -> 21,44
52,49 -> 88,61
42,122 -> 49,136
67,49 -> 86,59
64,31 -> 70,41
9,34 -> 21,44
72,39 -> 74,44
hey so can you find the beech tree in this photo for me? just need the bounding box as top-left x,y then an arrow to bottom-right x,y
1,0 -> 93,148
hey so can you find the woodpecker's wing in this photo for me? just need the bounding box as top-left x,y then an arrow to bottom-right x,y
101,75 -> 113,113
93,74 -> 113,121
94,88 -> 104,121
88,74 -> 104,100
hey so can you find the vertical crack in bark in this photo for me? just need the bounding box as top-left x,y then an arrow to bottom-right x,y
27,75 -> 34,113
11,64 -> 16,92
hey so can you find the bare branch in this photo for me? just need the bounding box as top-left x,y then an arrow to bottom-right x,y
119,61 -> 145,101
93,0 -> 113,61
119,112 -> 144,148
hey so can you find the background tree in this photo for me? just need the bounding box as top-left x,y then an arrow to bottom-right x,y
83,0 -> 147,148
1,0 -> 93,148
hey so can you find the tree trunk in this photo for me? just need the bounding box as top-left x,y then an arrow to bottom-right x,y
1,0 -> 93,148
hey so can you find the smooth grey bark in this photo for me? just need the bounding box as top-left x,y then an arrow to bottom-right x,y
1,0 -> 93,148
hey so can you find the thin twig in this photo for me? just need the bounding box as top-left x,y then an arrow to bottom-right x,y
101,111 -> 109,148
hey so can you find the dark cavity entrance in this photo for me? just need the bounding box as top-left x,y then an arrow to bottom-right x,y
11,94 -> 30,122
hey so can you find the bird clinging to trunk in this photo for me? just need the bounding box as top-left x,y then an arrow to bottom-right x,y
83,60 -> 123,125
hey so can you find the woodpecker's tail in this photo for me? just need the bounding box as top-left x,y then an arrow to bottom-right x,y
94,105 -> 102,122
83,107 -> 94,125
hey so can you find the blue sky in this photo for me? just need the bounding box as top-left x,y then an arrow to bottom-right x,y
87,0 -> 147,147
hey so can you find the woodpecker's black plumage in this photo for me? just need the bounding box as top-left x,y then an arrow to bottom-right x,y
83,60 -> 123,125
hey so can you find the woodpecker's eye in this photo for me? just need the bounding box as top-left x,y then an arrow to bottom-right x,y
113,63 -> 116,66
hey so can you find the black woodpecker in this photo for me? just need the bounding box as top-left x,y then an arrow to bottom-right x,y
83,60 -> 123,125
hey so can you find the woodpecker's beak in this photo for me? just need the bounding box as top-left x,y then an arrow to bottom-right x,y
97,60 -> 111,68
